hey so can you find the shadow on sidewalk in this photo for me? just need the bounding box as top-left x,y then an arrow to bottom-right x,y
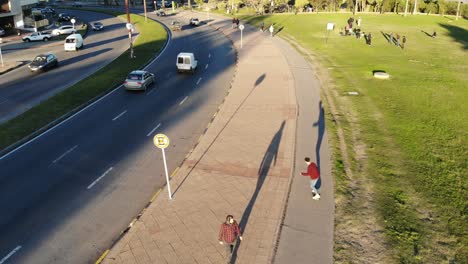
231,120 -> 286,264
313,101 -> 325,189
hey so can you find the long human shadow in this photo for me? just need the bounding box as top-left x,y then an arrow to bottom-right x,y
231,120 -> 286,263
421,30 -> 433,38
313,101 -> 325,189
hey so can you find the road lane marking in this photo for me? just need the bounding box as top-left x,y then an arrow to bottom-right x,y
147,89 -> 155,95
208,53 -> 211,58
112,110 -> 127,121
0,99 -> 7,105
87,167 -> 113,190
205,64 -> 208,69
53,145 -> 78,164
0,245 -> 22,264
95,250 -> 109,264
146,123 -> 161,137
179,96 -> 188,106
196,78 -> 202,85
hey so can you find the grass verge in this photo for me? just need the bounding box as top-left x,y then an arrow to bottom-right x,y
240,12 -> 467,263
0,9 -> 167,152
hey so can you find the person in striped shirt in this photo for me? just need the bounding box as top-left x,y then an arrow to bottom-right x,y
219,215 -> 243,263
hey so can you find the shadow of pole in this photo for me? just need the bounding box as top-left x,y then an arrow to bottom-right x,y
230,120 -> 286,264
313,101 -> 325,190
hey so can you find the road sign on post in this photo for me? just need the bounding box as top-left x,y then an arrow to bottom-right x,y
153,134 -> 172,200
239,24 -> 244,48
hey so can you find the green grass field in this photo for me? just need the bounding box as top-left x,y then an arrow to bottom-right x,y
241,13 -> 467,263
0,10 -> 167,151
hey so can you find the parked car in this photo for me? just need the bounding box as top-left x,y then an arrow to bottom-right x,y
124,70 -> 155,91
42,7 -> 56,14
0,27 -> 5,36
189,18 -> 200,26
176,52 -> 197,74
64,33 -> 84,51
22,32 -> 52,42
52,25 -> 76,36
91,22 -> 104,31
170,20 -> 181,31
58,13 -> 73,22
28,53 -> 58,72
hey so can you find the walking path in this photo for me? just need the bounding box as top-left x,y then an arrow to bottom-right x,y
99,10 -> 334,264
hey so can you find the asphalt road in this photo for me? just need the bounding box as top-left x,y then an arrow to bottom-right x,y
0,9 -> 129,124
0,11 -> 236,264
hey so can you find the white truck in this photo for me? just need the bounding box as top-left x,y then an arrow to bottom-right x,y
176,53 -> 197,74
22,32 -> 52,42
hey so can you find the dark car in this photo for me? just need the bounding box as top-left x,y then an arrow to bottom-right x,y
58,13 -> 73,22
42,7 -> 56,14
28,53 -> 58,72
92,22 -> 104,31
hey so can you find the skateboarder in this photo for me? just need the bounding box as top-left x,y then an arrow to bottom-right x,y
301,157 -> 321,200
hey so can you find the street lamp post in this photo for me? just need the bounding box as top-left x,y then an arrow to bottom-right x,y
125,0 -> 135,58
0,38 -> 4,67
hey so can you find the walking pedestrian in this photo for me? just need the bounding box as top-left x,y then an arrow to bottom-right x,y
300,157 -> 321,200
367,32 -> 372,45
235,18 -> 240,29
402,35 -> 406,49
260,21 -> 264,32
232,17 -> 236,29
269,24 -> 274,37
219,215 -> 243,264
357,17 -> 361,28
396,34 -> 400,47
389,32 -> 393,44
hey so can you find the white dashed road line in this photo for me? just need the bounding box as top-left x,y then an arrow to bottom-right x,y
146,123 -> 161,137
179,96 -> 188,106
52,145 -> 78,164
0,99 -> 7,105
87,167 -> 113,190
205,64 -> 208,69
112,110 -> 127,121
209,53 -> 211,58
0,245 -> 22,264
196,78 -> 202,85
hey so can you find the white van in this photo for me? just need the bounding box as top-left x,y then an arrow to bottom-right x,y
64,33 -> 84,51
176,53 -> 197,74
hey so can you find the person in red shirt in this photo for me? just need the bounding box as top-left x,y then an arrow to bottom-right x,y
219,215 -> 243,263
301,157 -> 321,200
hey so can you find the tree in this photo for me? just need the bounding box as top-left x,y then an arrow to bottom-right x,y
413,0 -> 418,13
455,0 -> 461,19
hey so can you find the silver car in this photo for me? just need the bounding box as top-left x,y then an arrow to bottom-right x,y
124,70 -> 155,91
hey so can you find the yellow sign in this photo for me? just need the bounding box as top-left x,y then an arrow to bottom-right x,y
153,134 -> 170,149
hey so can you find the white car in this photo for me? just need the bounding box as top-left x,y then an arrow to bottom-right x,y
176,52 -> 198,74
189,18 -> 200,26
22,32 -> 52,42
52,25 -> 76,36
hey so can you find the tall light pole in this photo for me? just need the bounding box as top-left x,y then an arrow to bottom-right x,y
404,0 -> 409,16
125,0 -> 134,58
456,0 -> 461,20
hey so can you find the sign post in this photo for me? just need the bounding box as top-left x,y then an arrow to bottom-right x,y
71,18 -> 76,30
153,134 -> 172,200
239,24 -> 244,48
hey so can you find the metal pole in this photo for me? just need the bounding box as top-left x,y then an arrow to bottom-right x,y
240,30 -> 243,48
125,0 -> 134,58
143,0 -> 147,21
161,148 -> 172,200
0,47 -> 4,67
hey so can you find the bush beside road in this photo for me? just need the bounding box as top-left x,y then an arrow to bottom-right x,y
0,10 -> 167,153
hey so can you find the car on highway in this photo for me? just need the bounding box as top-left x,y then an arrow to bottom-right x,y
124,70 -> 155,91
91,22 -> 104,31
22,32 -> 52,42
64,33 -> 84,51
176,52 -> 197,74
58,13 -> 73,22
189,18 -> 200,26
52,25 -> 76,36
170,20 -> 181,31
28,53 -> 58,72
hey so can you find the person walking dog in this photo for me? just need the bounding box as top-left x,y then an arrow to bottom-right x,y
219,215 -> 243,264
301,157 -> 321,200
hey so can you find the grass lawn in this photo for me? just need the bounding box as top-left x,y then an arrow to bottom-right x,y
241,13 -> 467,263
0,10 -> 167,152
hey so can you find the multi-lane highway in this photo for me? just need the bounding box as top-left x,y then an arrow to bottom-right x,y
0,10 -> 236,263
0,10 -> 130,123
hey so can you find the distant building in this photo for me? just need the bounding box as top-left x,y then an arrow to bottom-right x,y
0,0 -> 39,30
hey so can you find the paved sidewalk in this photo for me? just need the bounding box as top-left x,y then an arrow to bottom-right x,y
103,12 -> 297,264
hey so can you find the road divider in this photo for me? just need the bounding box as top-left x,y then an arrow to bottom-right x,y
146,123 -> 161,137
0,245 -> 21,264
112,110 -> 127,121
87,167 -> 113,190
52,145 -> 78,164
